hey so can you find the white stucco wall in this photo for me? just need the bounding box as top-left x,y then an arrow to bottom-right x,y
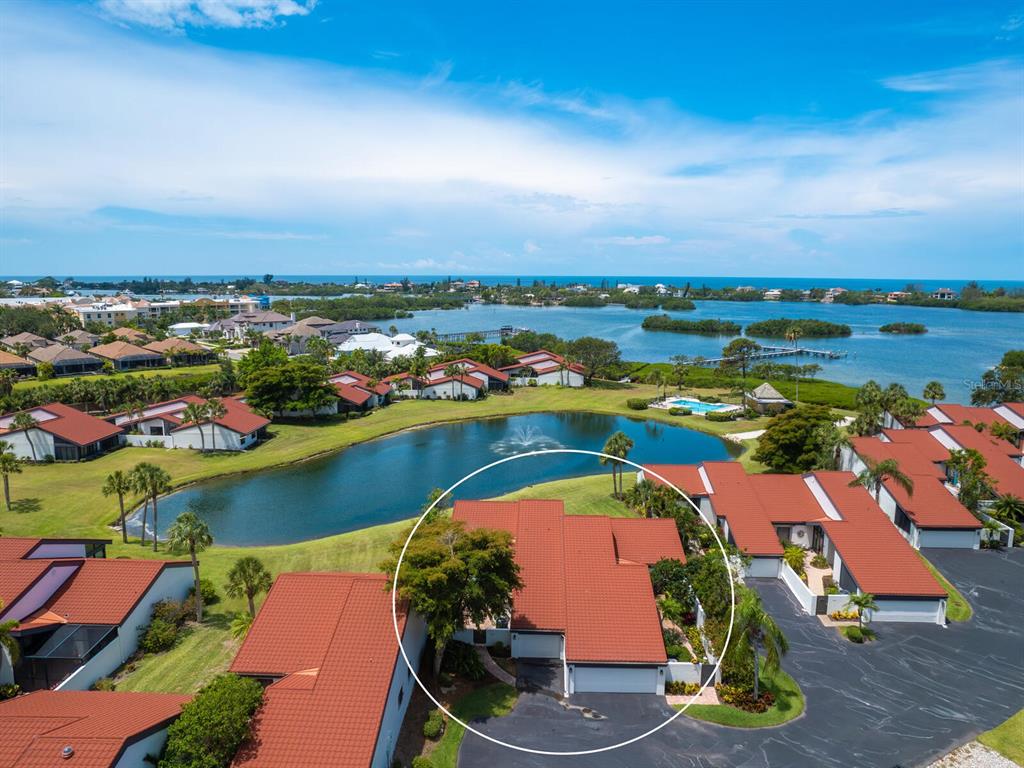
57,565 -> 193,691
3,429 -> 55,460
371,613 -> 428,768
420,381 -> 479,400
115,726 -> 175,768
0,648 -> 13,685
665,661 -> 700,684
511,631 -> 563,660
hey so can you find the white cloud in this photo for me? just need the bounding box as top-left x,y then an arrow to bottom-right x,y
592,235 -> 670,246
377,256 -> 470,271
97,0 -> 317,30
523,239 -> 540,253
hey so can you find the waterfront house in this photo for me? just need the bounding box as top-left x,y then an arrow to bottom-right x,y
1,331 -> 50,352
167,321 -> 210,337
0,403 -> 124,460
0,350 -> 36,378
426,358 -> 509,391
382,371 -> 426,398
229,572 -> 428,768
0,690 -> 189,767
143,337 -> 216,365
89,341 -> 166,371
500,350 -> 586,387
418,371 -> 484,400
763,289 -> 782,300
108,395 -> 269,450
452,500 -> 686,694
890,401 -> 1024,447
336,331 -> 439,362
328,370 -> 392,412
744,382 -> 793,414
931,288 -> 958,301
0,537 -> 192,691
639,462 -> 949,624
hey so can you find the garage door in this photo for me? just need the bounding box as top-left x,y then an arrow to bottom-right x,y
872,599 -> 944,624
571,665 -> 661,694
511,632 -> 562,659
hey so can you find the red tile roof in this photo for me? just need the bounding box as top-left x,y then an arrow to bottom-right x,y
452,500 -> 672,663
230,573 -> 413,768
428,358 -> 509,383
333,382 -> 373,406
88,341 -> 163,361
748,474 -> 826,524
922,404 -> 1016,430
111,395 -> 268,436
0,690 -> 189,768
422,374 -> 484,390
329,371 -> 391,405
0,350 -> 33,367
813,473 -> 946,597
500,350 -> 585,375
0,538 -> 42,560
0,560 -> 51,611
641,464 -> 708,496
938,426 -> 1024,497
701,462 -> 784,556
882,428 -> 952,463
0,403 -> 123,447
881,475 -> 980,530
851,437 -> 946,478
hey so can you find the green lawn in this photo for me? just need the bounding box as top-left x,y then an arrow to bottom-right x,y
978,709 -> 1024,765
677,664 -> 805,728
918,553 -> 972,622
113,613 -> 242,694
13,363 -> 221,391
430,683 -> 518,768
493,472 -> 636,516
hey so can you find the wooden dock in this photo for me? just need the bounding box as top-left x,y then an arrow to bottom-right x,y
695,345 -> 847,367
432,326 -> 530,343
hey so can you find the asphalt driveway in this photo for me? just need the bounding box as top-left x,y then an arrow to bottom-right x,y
458,547 -> 1024,768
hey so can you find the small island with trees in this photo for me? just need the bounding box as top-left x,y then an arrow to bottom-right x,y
641,315 -> 742,335
879,322 -> 927,334
745,318 -> 852,338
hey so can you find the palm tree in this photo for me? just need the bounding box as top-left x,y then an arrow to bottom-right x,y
230,612 -> 254,639
205,399 -> 227,451
848,457 -> 914,501
922,381 -> 945,404
180,402 -> 207,452
844,592 -> 878,631
0,443 -> 22,511
990,494 -> 1024,525
129,462 -> 153,545
0,370 -> 16,398
557,359 -> 568,386
10,413 -> 39,462
729,589 -> 788,700
166,510 -> 213,621
102,470 -> 133,544
225,556 -> 274,617
785,325 -> 802,349
0,599 -> 19,681
140,464 -> 171,552
443,363 -> 465,400
600,431 -> 635,498
989,422 -> 1018,446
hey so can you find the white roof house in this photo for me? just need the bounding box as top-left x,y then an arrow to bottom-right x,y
336,332 -> 438,362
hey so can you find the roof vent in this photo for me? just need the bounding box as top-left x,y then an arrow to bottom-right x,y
61,746 -> 74,759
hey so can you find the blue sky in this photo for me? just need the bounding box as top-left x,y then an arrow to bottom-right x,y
1,0 -> 1021,278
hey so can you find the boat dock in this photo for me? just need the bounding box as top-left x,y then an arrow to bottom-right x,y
695,345 -> 847,366
432,326 -> 530,343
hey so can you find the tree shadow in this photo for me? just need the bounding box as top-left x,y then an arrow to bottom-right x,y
10,497 -> 42,514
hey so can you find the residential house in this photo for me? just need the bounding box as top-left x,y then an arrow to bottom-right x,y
69,302 -> 139,328
229,572 -> 428,768
143,337 -> 216,365
418,371 -> 484,400
452,500 -> 686,694
108,395 -> 269,450
0,537 -> 191,691
263,321 -> 324,355
886,291 -> 910,303
110,327 -> 152,344
208,311 -> 293,342
0,690 -> 189,768
0,403 -> 124,460
167,321 -> 210,337
336,332 -> 438,362
931,288 -> 958,301
89,342 -> 166,371
27,344 -> 104,376
744,382 -> 793,414
382,371 -> 425,399
0,350 -> 36,377
58,328 -> 100,350
500,350 -> 585,387
639,462 -> 949,624
1,332 -> 50,352
763,289 -> 783,300
426,358 -> 509,391
891,401 -> 1024,447
328,371 -> 392,412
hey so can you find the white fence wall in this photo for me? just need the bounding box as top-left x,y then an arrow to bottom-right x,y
779,562 -> 817,615
979,511 -> 1015,548
665,661 -> 700,684
826,594 -> 851,615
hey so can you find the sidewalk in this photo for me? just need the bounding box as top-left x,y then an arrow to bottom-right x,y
475,645 -> 516,686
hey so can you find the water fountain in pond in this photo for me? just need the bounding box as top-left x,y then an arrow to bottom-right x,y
490,425 -> 564,456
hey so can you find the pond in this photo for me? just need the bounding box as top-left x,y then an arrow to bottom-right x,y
129,412 -> 738,546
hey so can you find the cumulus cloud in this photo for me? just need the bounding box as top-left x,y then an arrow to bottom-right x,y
97,0 -> 317,30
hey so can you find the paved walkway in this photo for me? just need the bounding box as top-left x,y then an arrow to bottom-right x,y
475,645 -> 516,686
928,742 -> 1017,768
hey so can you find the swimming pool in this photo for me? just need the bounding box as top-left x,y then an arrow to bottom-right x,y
660,397 -> 738,414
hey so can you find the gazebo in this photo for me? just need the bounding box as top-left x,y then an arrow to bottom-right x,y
744,382 -> 793,414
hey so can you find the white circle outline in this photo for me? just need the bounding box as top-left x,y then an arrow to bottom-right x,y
390,449 -> 736,757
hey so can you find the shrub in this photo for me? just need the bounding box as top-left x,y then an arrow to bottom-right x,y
699,395 -> 722,403
411,758 -> 435,768
686,627 -> 707,662
188,578 -> 220,606
422,708 -> 445,740
0,684 -> 20,701
829,609 -> 859,622
441,641 -> 485,681
159,674 -> 263,768
626,398 -> 649,410
151,598 -> 190,627
91,677 -> 116,691
706,411 -> 737,422
489,641 -> 510,658
437,672 -> 454,688
718,684 -> 776,712
36,361 -> 54,381
783,545 -> 806,575
139,618 -> 179,654
844,626 -> 864,643
668,406 -> 692,416
665,681 -> 701,695
810,553 -> 829,569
